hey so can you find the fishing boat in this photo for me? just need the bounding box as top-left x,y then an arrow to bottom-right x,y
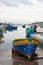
0,25 -> 6,30
12,38 -> 38,59
31,33 -> 43,44
36,26 -> 43,34
6,24 -> 14,31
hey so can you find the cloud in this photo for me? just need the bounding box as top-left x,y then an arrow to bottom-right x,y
37,0 -> 43,4
0,0 -> 19,7
0,3 -> 6,7
0,0 -> 43,7
0,0 -> 33,7
38,0 -> 43,2
19,0 -> 33,5
0,0 -> 43,24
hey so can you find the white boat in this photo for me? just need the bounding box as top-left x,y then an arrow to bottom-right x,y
0,25 -> 6,30
31,34 -> 43,44
36,26 -> 43,33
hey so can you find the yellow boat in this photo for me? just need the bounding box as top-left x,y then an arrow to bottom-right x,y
32,39 -> 39,44
13,38 -> 29,45
13,38 -> 39,46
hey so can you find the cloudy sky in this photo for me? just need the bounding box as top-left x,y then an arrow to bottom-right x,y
0,0 -> 43,24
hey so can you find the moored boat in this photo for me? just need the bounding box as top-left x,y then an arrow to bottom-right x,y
6,24 -> 14,31
12,38 -> 38,59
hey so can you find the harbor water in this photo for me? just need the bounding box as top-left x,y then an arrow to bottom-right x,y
0,26 -> 43,65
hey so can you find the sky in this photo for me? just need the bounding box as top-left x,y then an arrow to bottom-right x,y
0,0 -> 43,24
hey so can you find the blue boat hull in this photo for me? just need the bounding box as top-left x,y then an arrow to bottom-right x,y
6,24 -> 14,31
13,44 -> 37,55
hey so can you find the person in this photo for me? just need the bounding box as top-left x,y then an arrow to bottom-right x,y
34,25 -> 37,32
